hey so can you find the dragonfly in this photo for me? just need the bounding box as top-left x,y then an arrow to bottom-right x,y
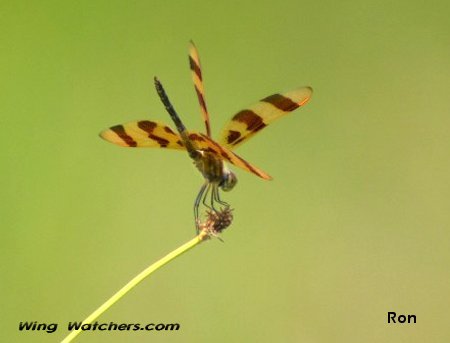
100,42 -> 313,230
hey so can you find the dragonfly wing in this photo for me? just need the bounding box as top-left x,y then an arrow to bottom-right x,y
189,41 -> 212,137
99,120 -> 185,149
190,133 -> 272,180
219,87 -> 313,150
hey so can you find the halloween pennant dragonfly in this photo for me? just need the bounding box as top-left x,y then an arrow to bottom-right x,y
100,42 -> 312,230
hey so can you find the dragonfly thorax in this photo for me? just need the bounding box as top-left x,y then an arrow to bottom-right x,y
193,150 -> 237,191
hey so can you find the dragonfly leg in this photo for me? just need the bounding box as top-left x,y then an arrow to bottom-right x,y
213,185 -> 229,208
194,182 -> 230,232
201,183 -> 214,211
194,182 -> 209,233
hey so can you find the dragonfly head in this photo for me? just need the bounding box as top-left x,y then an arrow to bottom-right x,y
220,169 -> 237,191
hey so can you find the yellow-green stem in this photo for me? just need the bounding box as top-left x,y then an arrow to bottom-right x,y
61,232 -> 208,343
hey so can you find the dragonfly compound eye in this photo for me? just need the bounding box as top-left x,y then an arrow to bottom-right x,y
220,171 -> 237,191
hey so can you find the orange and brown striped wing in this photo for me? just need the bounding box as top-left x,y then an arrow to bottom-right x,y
189,41 -> 211,137
100,121 -> 271,179
99,120 -> 186,149
188,133 -> 272,180
219,87 -> 313,150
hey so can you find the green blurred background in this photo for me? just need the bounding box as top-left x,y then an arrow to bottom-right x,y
2,0 -> 449,342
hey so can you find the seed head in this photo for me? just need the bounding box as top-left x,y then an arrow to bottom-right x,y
198,207 -> 234,238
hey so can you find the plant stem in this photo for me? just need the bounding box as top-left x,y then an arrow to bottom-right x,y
61,232 -> 208,342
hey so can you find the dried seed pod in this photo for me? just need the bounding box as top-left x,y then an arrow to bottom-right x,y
198,207 -> 234,238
